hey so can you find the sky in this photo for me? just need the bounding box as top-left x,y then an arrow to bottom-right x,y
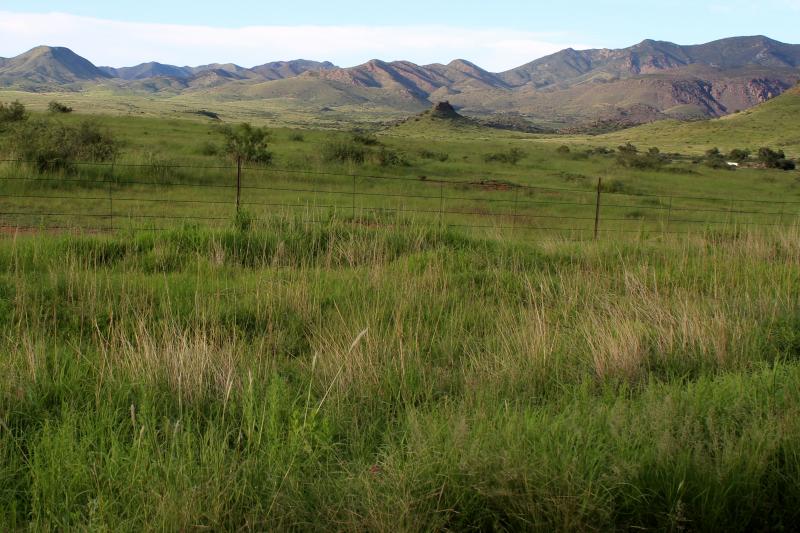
0,1 -> 798,71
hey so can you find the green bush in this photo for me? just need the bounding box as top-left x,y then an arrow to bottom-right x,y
556,145 -> 571,154
0,100 -> 27,125
419,149 -> 449,162
322,140 -> 367,164
220,123 -> 273,165
704,148 -> 732,170
616,144 -> 667,169
727,148 -> 750,163
376,147 -> 408,167
351,132 -> 380,146
8,119 -> 118,172
48,101 -> 73,114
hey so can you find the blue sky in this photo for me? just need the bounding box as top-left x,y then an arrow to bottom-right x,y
0,1 -> 798,70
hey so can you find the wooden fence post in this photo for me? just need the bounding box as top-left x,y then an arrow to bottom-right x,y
594,178 -> 602,240
236,156 -> 242,214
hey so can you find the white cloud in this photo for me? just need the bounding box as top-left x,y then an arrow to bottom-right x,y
0,11 -> 593,71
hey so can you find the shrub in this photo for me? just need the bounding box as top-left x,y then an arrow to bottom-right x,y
727,148 -> 750,163
197,141 -> 220,156
48,101 -> 73,114
556,145 -> 571,154
9,119 -> 118,172
376,147 -> 408,167
221,123 -> 273,165
757,147 -> 796,170
351,132 -> 380,146
322,140 -> 366,164
0,100 -> 27,124
289,132 -> 305,142
704,148 -> 731,170
587,146 -> 614,155
616,144 -> 667,169
419,149 -> 449,162
484,147 -> 525,165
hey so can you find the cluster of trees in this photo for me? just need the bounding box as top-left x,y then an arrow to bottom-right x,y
704,147 -> 796,170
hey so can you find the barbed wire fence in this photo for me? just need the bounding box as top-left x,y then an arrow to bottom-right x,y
0,158 -> 798,238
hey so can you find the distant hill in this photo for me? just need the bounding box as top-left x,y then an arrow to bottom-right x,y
1,37 -> 799,127
100,62 -> 193,80
594,83 -> 800,156
251,60 -> 336,80
499,36 -> 800,88
0,46 -> 111,86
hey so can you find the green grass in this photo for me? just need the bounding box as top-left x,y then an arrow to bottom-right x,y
1,106 -> 800,529
1,220 -> 800,530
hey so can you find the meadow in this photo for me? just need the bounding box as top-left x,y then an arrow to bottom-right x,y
1,108 -> 800,530
1,109 -> 799,237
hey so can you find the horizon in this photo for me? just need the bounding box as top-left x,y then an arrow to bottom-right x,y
2,34 -> 796,74
1,1 -> 799,71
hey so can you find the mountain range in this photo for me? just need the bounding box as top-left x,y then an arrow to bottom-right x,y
1,36 -> 799,129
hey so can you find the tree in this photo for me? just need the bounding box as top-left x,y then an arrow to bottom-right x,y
221,123 -> 273,164
757,147 -> 796,171
704,148 -> 729,169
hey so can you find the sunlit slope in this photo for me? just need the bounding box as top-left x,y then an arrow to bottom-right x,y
595,84 -> 800,156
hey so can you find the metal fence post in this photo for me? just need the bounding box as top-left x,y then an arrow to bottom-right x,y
236,156 -> 242,213
594,178 -> 602,240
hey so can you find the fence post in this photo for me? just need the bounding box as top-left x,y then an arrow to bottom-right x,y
666,196 -> 673,234
236,156 -> 242,213
512,185 -> 519,232
594,178 -> 602,240
439,180 -> 444,229
352,175 -> 356,220
108,180 -> 113,233
108,156 -> 115,232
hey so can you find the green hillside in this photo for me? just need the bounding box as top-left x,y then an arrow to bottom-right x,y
595,84 -> 800,156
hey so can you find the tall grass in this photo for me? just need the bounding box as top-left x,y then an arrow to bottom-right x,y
1,218 -> 799,530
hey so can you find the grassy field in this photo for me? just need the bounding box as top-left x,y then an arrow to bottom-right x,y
1,109 -> 799,237
1,100 -> 800,529
1,220 -> 800,530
